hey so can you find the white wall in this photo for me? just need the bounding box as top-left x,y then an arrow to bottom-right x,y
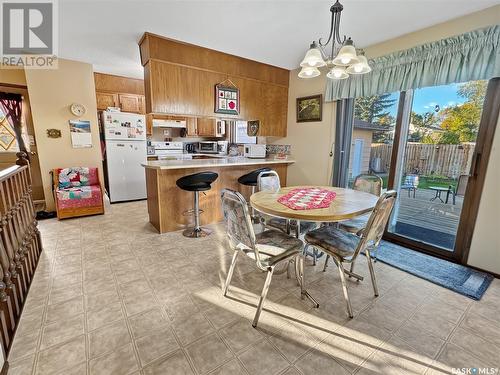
269,69 -> 336,186
468,115 -> 500,274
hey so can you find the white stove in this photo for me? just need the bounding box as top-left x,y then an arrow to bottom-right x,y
149,141 -> 184,159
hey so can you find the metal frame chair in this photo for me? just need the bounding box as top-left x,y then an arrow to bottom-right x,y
220,189 -> 318,327
304,191 -> 397,318
340,173 -> 383,235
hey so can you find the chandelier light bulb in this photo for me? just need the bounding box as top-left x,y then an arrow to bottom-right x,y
326,66 -> 348,80
300,42 -> 326,68
346,54 -> 372,75
298,66 -> 321,79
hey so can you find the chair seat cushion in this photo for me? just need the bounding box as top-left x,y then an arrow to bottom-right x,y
56,186 -> 102,209
238,168 -> 271,186
241,230 -> 302,267
305,226 -> 360,259
339,213 -> 370,234
177,182 -> 212,192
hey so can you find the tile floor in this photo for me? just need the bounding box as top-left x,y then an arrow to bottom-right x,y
7,201 -> 500,375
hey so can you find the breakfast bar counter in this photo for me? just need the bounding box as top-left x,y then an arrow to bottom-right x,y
142,157 -> 294,233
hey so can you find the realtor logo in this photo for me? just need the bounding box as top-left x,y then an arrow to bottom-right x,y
1,0 -> 58,68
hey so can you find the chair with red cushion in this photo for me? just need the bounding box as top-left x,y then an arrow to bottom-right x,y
52,167 -> 104,219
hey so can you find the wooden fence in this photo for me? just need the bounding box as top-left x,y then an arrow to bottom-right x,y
0,153 -> 42,355
370,143 -> 475,178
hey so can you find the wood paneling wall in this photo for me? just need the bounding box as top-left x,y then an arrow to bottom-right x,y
139,33 -> 289,137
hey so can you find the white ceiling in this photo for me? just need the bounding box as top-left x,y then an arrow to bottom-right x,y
59,0 -> 498,79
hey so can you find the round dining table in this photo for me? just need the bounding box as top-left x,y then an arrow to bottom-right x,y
250,185 -> 378,224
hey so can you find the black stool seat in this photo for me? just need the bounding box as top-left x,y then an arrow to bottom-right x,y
176,172 -> 218,192
238,168 -> 271,187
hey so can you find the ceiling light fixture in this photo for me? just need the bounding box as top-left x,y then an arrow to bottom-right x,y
299,0 -> 371,80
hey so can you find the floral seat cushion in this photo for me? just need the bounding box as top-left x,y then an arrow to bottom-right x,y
56,185 -> 102,209
305,226 -> 360,260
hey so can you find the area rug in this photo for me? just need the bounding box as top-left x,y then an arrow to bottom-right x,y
373,241 -> 494,300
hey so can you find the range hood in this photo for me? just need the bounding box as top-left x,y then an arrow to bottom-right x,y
152,119 -> 186,128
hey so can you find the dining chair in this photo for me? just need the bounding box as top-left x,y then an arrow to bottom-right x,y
340,174 -> 383,235
303,190 -> 397,318
220,189 -> 319,327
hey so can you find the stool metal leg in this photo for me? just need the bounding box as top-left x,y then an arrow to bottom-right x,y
183,191 -> 212,238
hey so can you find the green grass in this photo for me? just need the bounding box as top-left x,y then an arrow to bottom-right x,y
350,174 -> 457,190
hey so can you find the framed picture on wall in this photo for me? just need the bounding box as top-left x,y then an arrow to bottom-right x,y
215,83 -> 239,115
296,94 -> 323,122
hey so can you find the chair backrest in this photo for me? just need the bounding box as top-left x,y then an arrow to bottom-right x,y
456,174 -> 468,197
221,189 -> 267,268
56,167 -> 99,189
353,190 -> 397,259
353,174 -> 383,196
404,174 -> 419,188
257,170 -> 281,193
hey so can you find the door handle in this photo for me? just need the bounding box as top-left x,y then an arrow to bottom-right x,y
470,152 -> 481,177
30,151 -> 37,156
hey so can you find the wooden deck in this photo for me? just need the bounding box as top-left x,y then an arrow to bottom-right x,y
393,188 -> 463,237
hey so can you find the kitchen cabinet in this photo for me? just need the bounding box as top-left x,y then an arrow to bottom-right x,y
143,50 -> 289,137
119,94 -> 142,113
197,118 -> 217,137
186,117 -> 198,137
96,92 -> 146,114
96,92 -> 118,110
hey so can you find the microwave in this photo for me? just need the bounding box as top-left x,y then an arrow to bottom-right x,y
198,141 -> 218,153
244,144 -> 266,159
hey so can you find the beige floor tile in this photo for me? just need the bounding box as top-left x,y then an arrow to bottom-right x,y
435,342 -> 493,371
449,327 -> 500,367
135,326 -> 180,366
143,350 -> 195,375
49,284 -> 83,305
220,319 -> 264,353
460,311 -> 500,347
238,340 -> 289,375
36,335 -> 86,375
86,300 -> 124,331
395,320 -> 445,359
85,288 -> 120,312
89,342 -> 139,375
8,354 -> 35,375
122,290 -> 157,316
208,359 -> 247,375
8,330 -> 39,362
40,313 -> 85,350
295,347 -> 350,375
186,333 -> 234,374
45,296 -> 84,324
15,308 -> 44,337
172,311 -> 215,346
128,307 -> 169,339
88,319 -> 131,359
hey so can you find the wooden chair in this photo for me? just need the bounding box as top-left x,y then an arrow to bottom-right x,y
52,167 -> 104,219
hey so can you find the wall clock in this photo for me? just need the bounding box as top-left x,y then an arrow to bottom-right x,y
70,103 -> 86,117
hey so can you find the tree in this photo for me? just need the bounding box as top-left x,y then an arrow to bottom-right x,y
438,81 -> 486,144
355,93 -> 396,124
409,111 -> 439,142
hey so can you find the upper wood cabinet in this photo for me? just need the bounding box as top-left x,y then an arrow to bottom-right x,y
196,118 -> 217,137
96,92 -> 118,110
94,73 -> 146,114
185,117 -> 198,137
140,34 -> 289,137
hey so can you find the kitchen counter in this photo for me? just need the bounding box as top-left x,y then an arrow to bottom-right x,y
142,157 -> 293,233
142,156 -> 295,170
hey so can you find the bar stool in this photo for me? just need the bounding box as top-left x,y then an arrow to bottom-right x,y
176,171 -> 218,238
238,167 -> 271,220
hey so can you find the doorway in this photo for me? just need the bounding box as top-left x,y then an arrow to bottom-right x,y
351,139 -> 364,178
341,78 -> 499,264
0,84 -> 45,205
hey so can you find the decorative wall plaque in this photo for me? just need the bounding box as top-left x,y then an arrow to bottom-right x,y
247,120 -> 259,136
46,129 -> 62,138
215,80 -> 239,115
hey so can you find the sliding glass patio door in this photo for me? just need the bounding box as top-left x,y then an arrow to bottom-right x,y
343,78 -> 500,263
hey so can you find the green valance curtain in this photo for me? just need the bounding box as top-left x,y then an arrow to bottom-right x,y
325,25 -> 500,101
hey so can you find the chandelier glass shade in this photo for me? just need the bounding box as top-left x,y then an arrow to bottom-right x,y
298,0 -> 371,80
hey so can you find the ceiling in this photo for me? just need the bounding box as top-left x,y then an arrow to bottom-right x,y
59,0 -> 498,79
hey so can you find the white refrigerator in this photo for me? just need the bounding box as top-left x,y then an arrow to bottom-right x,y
102,112 -> 147,202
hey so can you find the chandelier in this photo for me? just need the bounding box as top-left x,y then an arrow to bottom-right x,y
298,0 -> 371,80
